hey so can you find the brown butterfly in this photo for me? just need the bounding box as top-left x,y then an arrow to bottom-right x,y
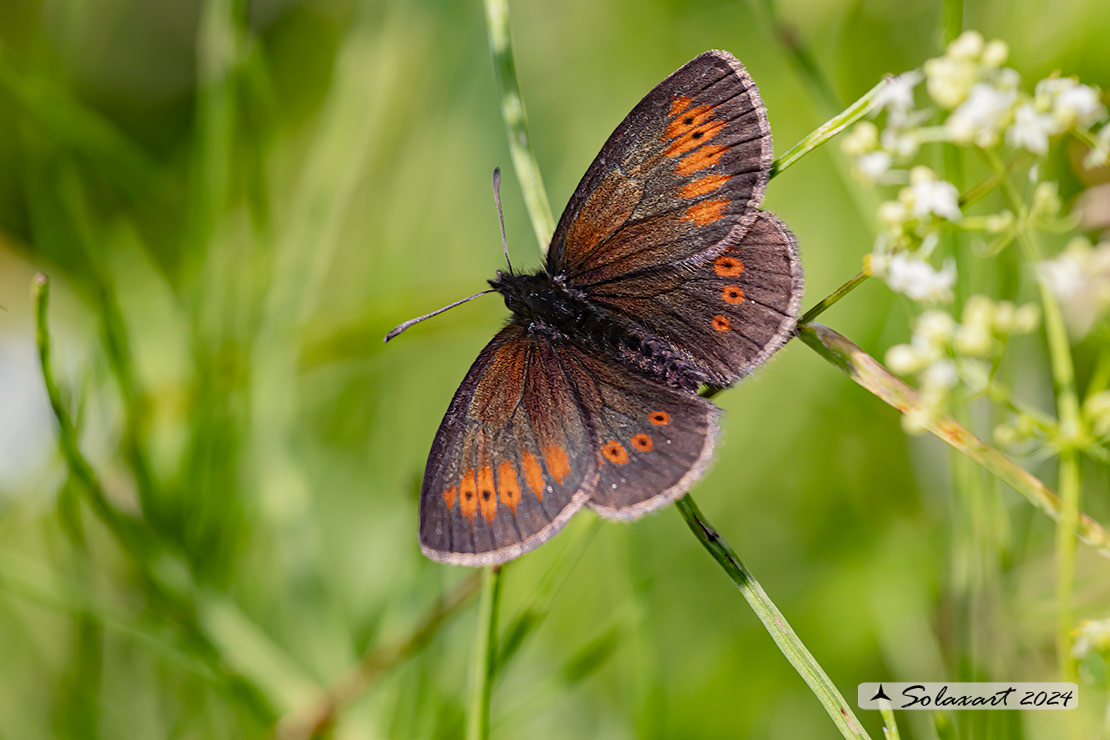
387,50 -> 802,566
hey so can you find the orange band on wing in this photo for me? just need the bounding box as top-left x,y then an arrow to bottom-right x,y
675,144 -> 729,176
679,173 -> 730,199
683,199 -> 728,226
669,96 -> 693,116
522,452 -> 544,500
544,446 -> 570,484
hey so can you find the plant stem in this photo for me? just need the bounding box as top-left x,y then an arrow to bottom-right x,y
984,149 -> 1084,678
468,566 -> 503,740
879,700 -> 901,740
798,323 -> 1107,558
484,0 -> 556,254
674,495 -> 871,740
769,76 -> 893,179
799,267 -> 872,325
33,274 -> 134,547
33,273 -> 309,723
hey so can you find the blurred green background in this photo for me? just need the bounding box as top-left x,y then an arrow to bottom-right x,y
1,0 -> 1109,738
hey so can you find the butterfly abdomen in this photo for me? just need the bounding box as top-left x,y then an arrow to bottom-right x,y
491,269 -> 706,392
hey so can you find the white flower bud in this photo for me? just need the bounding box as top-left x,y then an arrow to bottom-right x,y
855,151 -> 893,181
962,295 -> 995,331
1012,304 -> 1040,333
877,200 -> 908,233
1054,84 -> 1105,129
886,344 -> 922,374
925,56 -> 977,109
996,67 -> 1021,91
1006,103 -> 1057,155
842,121 -> 879,156
947,30 -> 985,61
955,324 -> 992,356
922,359 -> 959,389
993,301 -> 1016,330
902,407 -> 932,434
981,40 -> 1009,68
909,166 -> 935,185
909,178 -> 961,221
916,310 -> 956,345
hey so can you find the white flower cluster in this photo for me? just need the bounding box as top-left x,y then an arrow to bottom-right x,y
1037,238 -> 1110,337
926,31 -> 1105,156
885,298 -> 1039,433
867,166 -> 962,302
844,30 -> 1108,180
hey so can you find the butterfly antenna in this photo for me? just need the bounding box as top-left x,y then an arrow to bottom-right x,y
492,167 -> 513,275
383,289 -> 495,343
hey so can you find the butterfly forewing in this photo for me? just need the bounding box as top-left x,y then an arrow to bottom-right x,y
546,50 -> 773,284
420,326 -> 597,565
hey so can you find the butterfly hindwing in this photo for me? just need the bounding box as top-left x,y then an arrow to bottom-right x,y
546,50 -> 772,285
420,326 -> 597,566
586,211 -> 803,387
552,346 -> 721,518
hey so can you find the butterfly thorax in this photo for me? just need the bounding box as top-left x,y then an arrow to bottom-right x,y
489,269 -> 706,392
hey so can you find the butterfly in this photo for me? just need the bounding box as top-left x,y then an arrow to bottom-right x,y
386,50 -> 803,566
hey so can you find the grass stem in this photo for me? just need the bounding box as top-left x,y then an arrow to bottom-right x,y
484,0 -> 556,254
468,566 -> 504,740
770,76 -> 893,179
674,495 -> 871,740
984,149 -> 1084,678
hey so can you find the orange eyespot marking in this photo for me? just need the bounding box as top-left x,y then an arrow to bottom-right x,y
443,486 -> 457,510
669,95 -> 693,117
498,462 -> 521,513
722,285 -> 745,304
683,199 -> 728,226
544,446 -> 571,484
459,470 -> 478,519
712,315 -> 731,332
675,144 -> 728,176
477,465 -> 497,522
631,433 -> 653,452
602,440 -> 629,465
664,104 -> 713,140
522,452 -> 544,500
713,255 -> 744,277
679,173 -> 730,200
649,411 -> 670,425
